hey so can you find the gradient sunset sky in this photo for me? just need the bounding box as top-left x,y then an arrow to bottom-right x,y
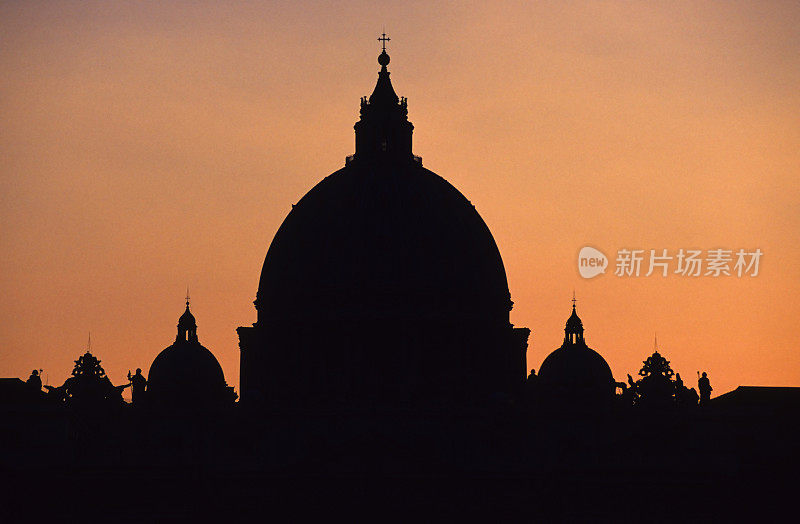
2,1 -> 798,396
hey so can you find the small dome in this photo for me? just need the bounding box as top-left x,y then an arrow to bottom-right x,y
538,302 -> 615,406
539,344 -> 614,390
147,303 -> 232,406
147,341 -> 227,404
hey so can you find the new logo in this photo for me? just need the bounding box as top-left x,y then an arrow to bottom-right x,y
578,246 -> 608,279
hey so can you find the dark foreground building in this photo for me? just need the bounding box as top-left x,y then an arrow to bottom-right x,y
238,46 -> 529,407
1,383 -> 798,521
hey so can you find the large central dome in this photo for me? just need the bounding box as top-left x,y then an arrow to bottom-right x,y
238,45 -> 529,406
256,161 -> 511,323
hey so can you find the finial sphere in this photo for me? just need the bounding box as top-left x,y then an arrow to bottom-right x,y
378,50 -> 390,66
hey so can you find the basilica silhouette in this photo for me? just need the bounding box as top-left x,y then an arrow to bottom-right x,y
1,38 -> 797,521
237,43 -> 529,407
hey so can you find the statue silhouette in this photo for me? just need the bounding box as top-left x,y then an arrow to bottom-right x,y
127,368 -> 147,405
524,368 -> 539,404
698,371 -> 713,405
26,369 -> 42,392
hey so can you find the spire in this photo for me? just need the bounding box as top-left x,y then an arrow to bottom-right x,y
353,33 -> 414,162
369,33 -> 399,108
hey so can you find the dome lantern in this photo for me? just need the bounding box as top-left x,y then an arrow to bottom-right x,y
353,33 -> 414,163
176,292 -> 197,343
564,292 -> 585,345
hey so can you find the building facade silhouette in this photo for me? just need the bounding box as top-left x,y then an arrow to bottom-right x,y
237,47 -> 530,406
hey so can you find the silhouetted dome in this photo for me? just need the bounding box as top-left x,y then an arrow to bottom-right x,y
147,304 -> 231,406
253,45 -> 511,323
239,44 -> 528,407
538,344 -> 613,390
255,163 -> 511,322
538,302 -> 614,405
148,343 -> 226,397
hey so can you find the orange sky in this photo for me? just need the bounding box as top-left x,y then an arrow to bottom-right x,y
1,1 -> 798,397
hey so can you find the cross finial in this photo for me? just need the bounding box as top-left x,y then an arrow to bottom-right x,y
572,290 -> 577,310
378,32 -> 390,52
654,332 -> 658,351
185,286 -> 190,307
